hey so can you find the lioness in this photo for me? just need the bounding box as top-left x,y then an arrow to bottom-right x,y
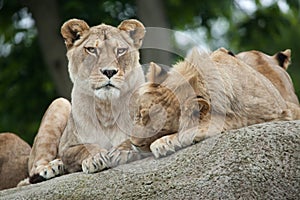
236,49 -> 299,105
105,47 -> 300,162
0,18 -> 146,187
28,18 -> 146,182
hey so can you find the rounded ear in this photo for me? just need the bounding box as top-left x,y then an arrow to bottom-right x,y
273,49 -> 291,70
118,19 -> 145,48
61,19 -> 90,49
185,97 -> 210,119
197,98 -> 210,118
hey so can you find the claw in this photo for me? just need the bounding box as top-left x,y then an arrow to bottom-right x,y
82,152 -> 108,174
150,135 -> 182,158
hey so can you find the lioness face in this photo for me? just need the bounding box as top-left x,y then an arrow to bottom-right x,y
61,19 -> 145,100
74,27 -> 140,100
130,83 -> 181,151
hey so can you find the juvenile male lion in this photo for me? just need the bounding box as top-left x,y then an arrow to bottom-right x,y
0,19 -> 147,187
106,48 -> 300,161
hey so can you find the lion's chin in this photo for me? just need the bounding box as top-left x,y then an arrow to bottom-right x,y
94,87 -> 121,100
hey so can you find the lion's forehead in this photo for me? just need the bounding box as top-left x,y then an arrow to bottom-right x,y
85,26 -> 133,47
84,37 -> 126,49
139,92 -> 179,114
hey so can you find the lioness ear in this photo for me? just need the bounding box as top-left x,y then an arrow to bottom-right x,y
184,97 -> 210,119
61,19 -> 90,49
274,49 -> 291,70
187,76 -> 199,92
146,62 -> 169,83
197,98 -> 210,118
118,19 -> 145,48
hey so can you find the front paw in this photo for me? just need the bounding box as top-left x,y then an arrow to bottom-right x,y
29,159 -> 65,184
82,151 -> 109,174
150,135 -> 181,158
108,147 -> 137,167
108,143 -> 153,168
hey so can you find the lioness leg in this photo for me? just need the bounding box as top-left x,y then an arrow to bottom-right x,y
150,121 -> 219,158
74,141 -> 147,174
28,98 -> 71,183
62,144 -> 109,174
106,139 -> 150,168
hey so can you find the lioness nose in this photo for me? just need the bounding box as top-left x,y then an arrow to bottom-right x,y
102,69 -> 118,79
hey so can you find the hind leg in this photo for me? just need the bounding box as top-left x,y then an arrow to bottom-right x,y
28,98 -> 71,183
0,133 -> 31,190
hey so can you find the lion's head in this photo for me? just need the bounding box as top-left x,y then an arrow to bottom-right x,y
130,59 -> 210,151
61,19 -> 145,100
130,82 -> 181,151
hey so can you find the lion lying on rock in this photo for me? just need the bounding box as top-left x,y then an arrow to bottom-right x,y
105,47 -> 300,164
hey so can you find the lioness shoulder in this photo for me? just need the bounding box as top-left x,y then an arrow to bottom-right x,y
236,49 -> 299,105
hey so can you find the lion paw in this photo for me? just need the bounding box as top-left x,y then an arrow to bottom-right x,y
108,147 -> 145,167
82,151 -> 109,174
150,135 -> 181,158
29,159 -> 65,184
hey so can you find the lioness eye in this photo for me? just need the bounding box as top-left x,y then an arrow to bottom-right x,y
117,48 -> 128,56
85,47 -> 96,54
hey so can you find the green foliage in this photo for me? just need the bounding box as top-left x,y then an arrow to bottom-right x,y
165,0 -> 235,29
0,1 -> 56,143
0,38 -> 56,143
60,0 -> 136,26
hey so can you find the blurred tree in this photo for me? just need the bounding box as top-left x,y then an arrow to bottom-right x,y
0,0 -> 299,144
25,0 -> 71,98
136,0 -> 173,66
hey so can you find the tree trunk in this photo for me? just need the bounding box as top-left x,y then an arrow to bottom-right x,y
136,0 -> 173,68
25,0 -> 72,99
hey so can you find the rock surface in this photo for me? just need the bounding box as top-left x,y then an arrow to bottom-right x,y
0,121 -> 299,200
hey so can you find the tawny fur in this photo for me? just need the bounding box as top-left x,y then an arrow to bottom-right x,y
113,47 -> 300,159
0,133 -> 31,190
236,49 -> 299,105
0,19 -> 147,187
57,19 -> 146,174
51,19 -> 145,176
28,98 -> 71,177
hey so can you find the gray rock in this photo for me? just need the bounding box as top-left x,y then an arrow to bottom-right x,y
1,121 -> 299,200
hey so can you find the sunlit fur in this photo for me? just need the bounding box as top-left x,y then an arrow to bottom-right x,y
126,48 -> 300,158
19,19 -> 146,184
236,49 -> 299,105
